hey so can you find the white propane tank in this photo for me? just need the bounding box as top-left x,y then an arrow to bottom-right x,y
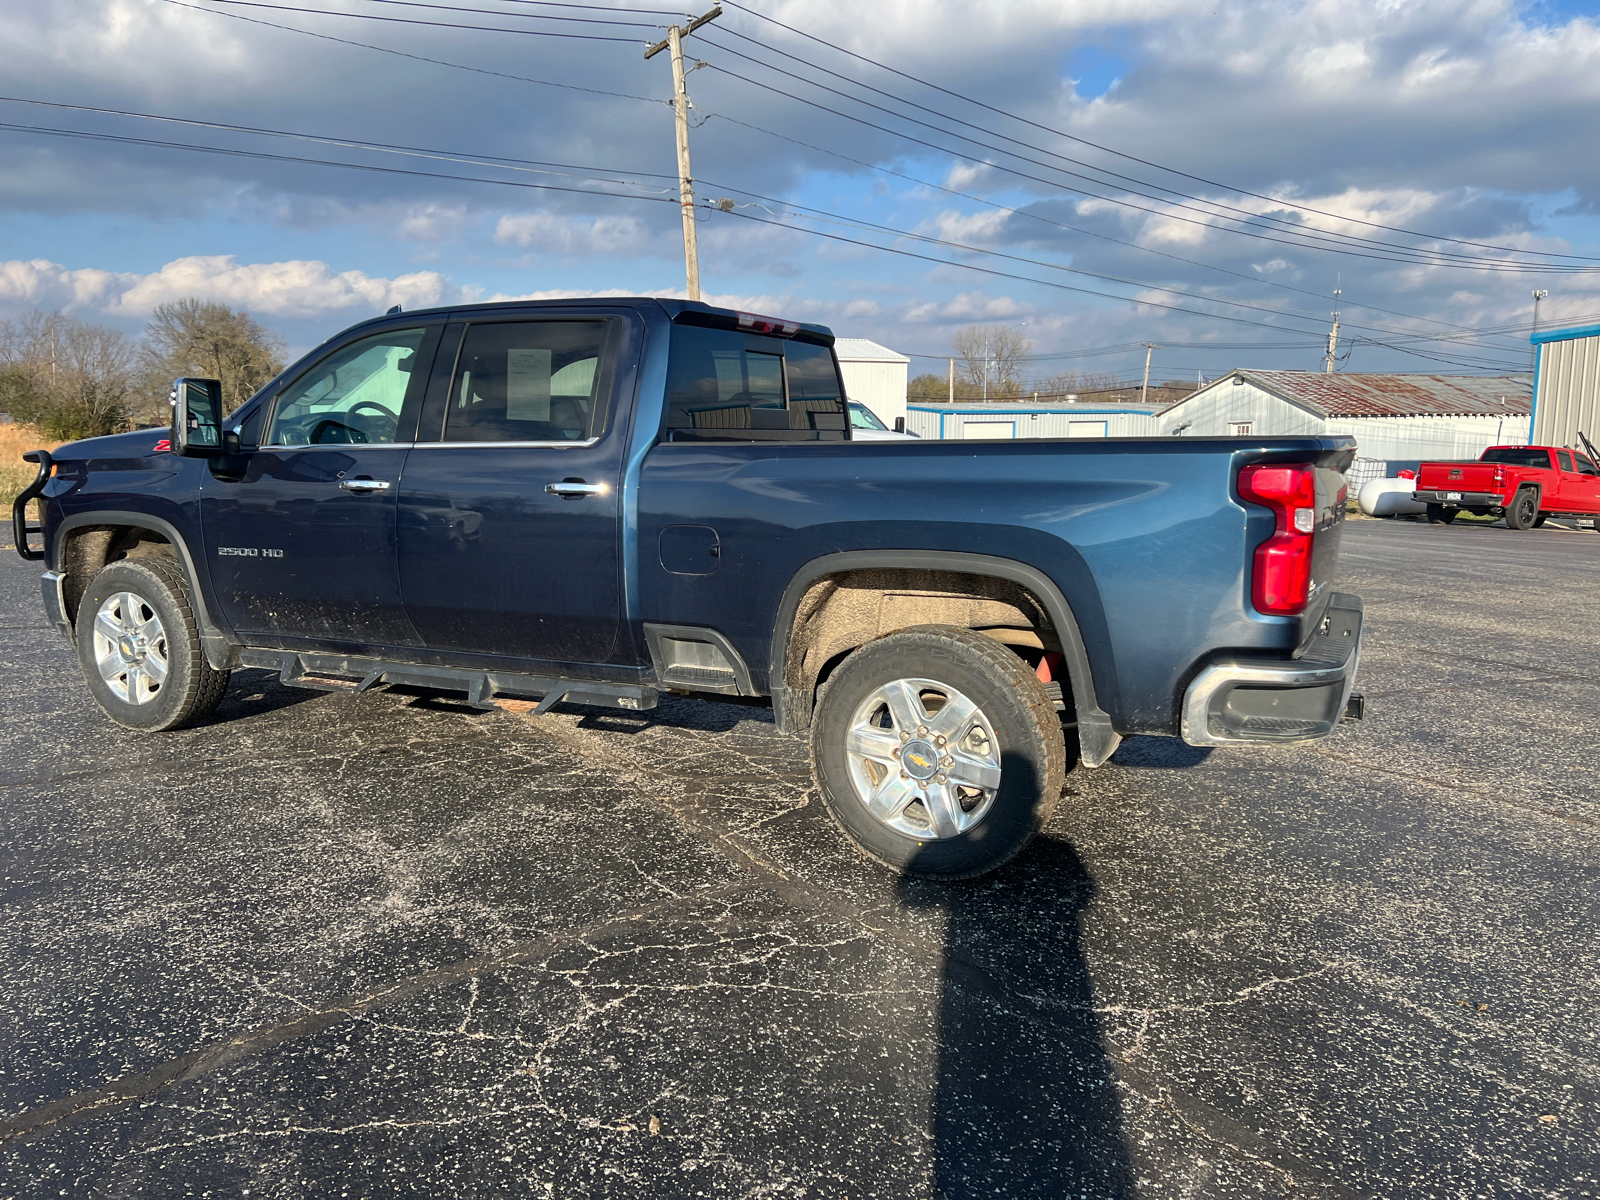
1358,476 -> 1427,518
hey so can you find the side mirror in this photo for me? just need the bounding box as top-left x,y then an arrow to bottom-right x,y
893,417 -> 907,433
169,378 -> 223,456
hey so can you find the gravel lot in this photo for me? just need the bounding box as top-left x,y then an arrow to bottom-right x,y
1,518 -> 1597,1198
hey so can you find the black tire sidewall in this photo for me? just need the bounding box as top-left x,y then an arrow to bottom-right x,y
811,628 -> 1062,879
1508,491 -> 1538,530
75,560 -> 209,732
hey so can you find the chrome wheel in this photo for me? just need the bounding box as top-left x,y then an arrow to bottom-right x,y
844,677 -> 1002,839
91,590 -> 169,705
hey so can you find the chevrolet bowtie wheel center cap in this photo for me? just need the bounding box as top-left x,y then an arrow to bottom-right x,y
900,739 -> 939,781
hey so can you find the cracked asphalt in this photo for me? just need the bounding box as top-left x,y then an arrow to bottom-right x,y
1,517 -> 1597,1198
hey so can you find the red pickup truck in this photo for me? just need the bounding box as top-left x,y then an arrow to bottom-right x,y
1415,441 -> 1600,529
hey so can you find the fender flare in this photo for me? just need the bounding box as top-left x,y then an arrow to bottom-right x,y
55,511 -> 237,670
768,549 -> 1120,767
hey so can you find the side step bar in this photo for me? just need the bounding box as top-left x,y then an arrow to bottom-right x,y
239,650 -> 658,715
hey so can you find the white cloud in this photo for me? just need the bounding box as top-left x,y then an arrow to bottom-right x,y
0,255 -> 457,320
494,213 -> 652,256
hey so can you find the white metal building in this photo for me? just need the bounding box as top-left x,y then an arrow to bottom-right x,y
1531,323 -> 1600,448
905,401 -> 1166,440
834,338 -> 910,429
1157,371 -> 1532,482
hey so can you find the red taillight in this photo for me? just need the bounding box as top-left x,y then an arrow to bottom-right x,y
1492,466 -> 1505,486
1238,462 -> 1317,616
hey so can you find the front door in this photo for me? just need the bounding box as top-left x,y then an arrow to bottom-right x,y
201,324 -> 441,647
397,315 -> 632,667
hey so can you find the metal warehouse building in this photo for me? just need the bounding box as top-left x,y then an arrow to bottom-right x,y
1531,323 -> 1600,448
1157,370 -> 1531,484
834,338 -> 910,430
905,401 -> 1166,440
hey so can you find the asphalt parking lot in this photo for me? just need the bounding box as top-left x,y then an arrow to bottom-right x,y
1,517 -> 1597,1199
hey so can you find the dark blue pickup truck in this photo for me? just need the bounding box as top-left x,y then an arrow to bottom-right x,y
13,298 -> 1363,878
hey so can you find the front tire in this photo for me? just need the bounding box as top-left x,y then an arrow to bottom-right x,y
810,625 -> 1067,880
75,558 -> 230,732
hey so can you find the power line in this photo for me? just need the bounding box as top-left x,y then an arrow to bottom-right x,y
0,95 -> 679,189
718,0 -> 1600,265
204,0 -> 647,42
162,0 -> 664,102
693,38 -> 1598,274
310,0 -> 663,27
701,111 -> 1531,352
0,121 -> 679,206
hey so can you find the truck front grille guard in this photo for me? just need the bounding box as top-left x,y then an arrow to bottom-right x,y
11,449 -> 53,563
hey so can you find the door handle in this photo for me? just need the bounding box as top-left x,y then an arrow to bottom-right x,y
545,480 -> 607,498
338,479 -> 392,493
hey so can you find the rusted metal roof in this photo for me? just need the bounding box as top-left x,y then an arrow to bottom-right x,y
1239,371 -> 1531,418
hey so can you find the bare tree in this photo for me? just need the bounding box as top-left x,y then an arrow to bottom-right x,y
135,298 -> 286,424
950,325 -> 1031,400
1032,369 -> 1121,398
0,312 -> 137,440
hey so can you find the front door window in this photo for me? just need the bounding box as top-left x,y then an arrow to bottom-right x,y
269,329 -> 427,446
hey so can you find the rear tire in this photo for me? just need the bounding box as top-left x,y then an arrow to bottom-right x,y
74,558 -> 230,732
1533,513 -> 1548,528
1426,504 -> 1456,525
1505,489 -> 1539,531
810,625 -> 1067,880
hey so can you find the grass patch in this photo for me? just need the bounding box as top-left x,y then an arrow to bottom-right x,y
0,423 -> 61,526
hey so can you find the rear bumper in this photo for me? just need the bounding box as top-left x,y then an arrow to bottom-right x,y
1181,592 -> 1363,747
1415,490 -> 1501,507
40,570 -> 73,643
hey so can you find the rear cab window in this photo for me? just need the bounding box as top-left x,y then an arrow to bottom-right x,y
1480,447 -> 1553,468
664,322 -> 848,441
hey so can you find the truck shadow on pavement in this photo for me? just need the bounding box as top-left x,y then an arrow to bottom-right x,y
900,823 -> 1136,1197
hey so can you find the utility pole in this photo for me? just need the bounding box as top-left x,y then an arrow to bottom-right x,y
1530,289 -> 1548,377
1323,285 -> 1342,374
1140,342 -> 1159,405
982,330 -> 990,402
947,357 -> 954,404
645,6 -> 721,302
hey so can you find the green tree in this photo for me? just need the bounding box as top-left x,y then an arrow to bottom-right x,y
0,312 -> 136,440
135,298 -> 286,423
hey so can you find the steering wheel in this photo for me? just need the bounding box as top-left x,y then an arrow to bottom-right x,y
347,400 -> 400,440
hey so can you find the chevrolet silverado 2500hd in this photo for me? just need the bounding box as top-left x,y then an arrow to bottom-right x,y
13,298 -> 1364,878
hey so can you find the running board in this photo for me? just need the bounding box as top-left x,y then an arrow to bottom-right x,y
238,650 -> 658,715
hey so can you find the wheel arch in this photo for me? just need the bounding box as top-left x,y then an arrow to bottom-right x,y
54,511 -> 235,670
768,549 -> 1120,767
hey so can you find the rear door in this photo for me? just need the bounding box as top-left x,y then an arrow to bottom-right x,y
201,323 -> 441,646
396,313 -> 637,666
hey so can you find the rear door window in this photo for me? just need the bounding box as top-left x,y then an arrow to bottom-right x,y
664,325 -> 847,440
1558,450 -> 1574,472
441,320 -> 615,444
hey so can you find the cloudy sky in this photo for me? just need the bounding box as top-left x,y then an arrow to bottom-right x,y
4,0 -> 1600,384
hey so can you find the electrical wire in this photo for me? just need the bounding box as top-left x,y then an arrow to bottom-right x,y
692,37 -> 1597,275
0,95 -> 679,191
702,111 -> 1532,353
161,0 -> 664,102
204,0 -> 647,42
719,0 -> 1600,265
310,0 -> 663,27
0,121 -> 679,206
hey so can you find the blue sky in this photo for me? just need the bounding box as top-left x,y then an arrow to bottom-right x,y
5,0 -> 1600,385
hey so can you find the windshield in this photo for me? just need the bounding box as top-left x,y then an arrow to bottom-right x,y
1480,447 -> 1551,468
849,402 -> 888,431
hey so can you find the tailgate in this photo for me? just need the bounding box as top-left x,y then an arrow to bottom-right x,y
1418,461 -> 1496,491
